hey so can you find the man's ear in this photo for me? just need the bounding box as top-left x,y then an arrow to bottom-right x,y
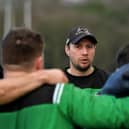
65,45 -> 70,57
35,56 -> 43,70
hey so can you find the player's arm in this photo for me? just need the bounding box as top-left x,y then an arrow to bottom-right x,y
54,83 -> 128,129
42,69 -> 68,84
0,69 -> 68,104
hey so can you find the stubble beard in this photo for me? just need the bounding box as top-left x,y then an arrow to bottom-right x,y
73,63 -> 91,73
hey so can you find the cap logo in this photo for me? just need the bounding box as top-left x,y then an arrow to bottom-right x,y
75,27 -> 90,35
66,38 -> 70,44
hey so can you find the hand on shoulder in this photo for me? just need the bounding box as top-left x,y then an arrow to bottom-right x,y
35,69 -> 68,85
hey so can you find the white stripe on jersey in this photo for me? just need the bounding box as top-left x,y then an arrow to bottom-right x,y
53,83 -> 64,104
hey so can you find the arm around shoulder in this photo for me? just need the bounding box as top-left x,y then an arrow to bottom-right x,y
0,69 -> 68,104
57,84 -> 129,129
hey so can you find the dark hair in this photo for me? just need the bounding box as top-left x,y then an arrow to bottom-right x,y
2,27 -> 44,67
116,44 -> 129,67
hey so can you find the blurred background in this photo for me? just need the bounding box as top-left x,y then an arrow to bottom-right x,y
0,0 -> 129,72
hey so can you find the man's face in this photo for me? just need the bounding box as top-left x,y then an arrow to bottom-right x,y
65,39 -> 96,72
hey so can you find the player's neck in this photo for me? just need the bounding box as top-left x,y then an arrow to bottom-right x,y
3,64 -> 37,78
67,66 -> 94,76
3,69 -> 35,78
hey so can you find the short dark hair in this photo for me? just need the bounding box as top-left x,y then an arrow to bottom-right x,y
2,27 -> 44,67
116,44 -> 129,67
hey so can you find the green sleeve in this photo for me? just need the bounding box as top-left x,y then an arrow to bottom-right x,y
54,83 -> 129,129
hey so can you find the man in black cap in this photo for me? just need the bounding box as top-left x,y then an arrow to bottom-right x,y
64,26 -> 108,89
64,26 -> 109,129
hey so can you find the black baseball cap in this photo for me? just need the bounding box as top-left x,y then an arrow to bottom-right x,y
66,26 -> 97,45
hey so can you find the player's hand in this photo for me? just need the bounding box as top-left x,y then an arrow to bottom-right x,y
38,69 -> 68,84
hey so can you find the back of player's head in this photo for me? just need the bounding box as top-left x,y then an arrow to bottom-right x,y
2,27 -> 44,68
116,44 -> 129,68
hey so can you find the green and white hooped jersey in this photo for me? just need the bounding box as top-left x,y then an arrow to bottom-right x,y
53,83 -> 65,104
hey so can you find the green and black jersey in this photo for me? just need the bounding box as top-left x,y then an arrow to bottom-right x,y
0,84 -> 73,129
0,83 -> 129,129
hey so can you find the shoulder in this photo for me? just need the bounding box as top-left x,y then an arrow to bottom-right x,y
53,83 -> 76,104
93,67 -> 109,83
95,67 -> 109,77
